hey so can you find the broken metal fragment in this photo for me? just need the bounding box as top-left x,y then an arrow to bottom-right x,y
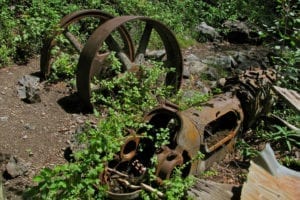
241,143 -> 300,200
273,85 -> 300,113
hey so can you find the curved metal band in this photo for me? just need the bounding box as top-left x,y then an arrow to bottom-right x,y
40,9 -> 134,79
77,16 -> 183,110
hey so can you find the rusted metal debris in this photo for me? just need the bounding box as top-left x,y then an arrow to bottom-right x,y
273,85 -> 300,113
41,10 -> 122,78
77,16 -> 183,110
241,143 -> 300,200
40,10 -> 183,110
40,10 -> 282,198
104,68 -> 276,199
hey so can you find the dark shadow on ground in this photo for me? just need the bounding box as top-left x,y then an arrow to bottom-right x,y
57,93 -> 91,114
231,186 -> 242,200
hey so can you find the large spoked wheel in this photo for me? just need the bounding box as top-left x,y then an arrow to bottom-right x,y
77,16 -> 183,110
40,9 -> 134,79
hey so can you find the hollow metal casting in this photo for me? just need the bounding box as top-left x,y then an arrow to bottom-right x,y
40,9 -> 134,79
76,16 -> 183,110
105,68 -> 276,199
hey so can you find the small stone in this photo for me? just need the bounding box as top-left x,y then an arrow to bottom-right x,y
295,151 -> 300,159
76,118 -> 84,124
5,156 -> 30,178
17,75 -> 41,103
24,123 -> 35,130
22,135 -> 28,139
0,116 -> 8,122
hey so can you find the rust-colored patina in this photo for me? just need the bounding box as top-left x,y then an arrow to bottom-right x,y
105,68 -> 276,199
40,9 -> 134,79
76,16 -> 183,110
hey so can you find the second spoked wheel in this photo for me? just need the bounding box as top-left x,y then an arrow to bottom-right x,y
77,16 -> 183,110
40,9 -> 134,79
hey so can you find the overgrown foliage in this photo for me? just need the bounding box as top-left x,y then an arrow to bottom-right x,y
0,0 -> 290,67
25,60 -> 198,199
1,0 -> 299,198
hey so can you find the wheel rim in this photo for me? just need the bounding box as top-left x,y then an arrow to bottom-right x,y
77,16 -> 183,110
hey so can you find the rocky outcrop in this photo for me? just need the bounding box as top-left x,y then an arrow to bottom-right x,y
222,20 -> 261,44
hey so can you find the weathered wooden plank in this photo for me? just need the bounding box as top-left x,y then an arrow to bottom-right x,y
188,178 -> 239,200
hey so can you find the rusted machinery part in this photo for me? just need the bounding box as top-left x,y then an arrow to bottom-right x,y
107,189 -> 141,200
223,68 -> 276,128
77,16 -> 183,110
107,94 -> 244,184
103,69 -> 277,198
40,9 -> 134,79
143,92 -> 244,176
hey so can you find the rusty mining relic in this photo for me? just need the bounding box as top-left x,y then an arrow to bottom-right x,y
105,68 -> 276,199
40,10 -> 277,199
40,9 -> 183,111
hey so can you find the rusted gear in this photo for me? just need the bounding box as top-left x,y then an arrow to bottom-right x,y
40,9 -> 134,79
77,16 -> 183,110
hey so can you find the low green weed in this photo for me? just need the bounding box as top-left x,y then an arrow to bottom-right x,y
26,54 -> 201,199
258,126 -> 300,151
236,139 -> 259,159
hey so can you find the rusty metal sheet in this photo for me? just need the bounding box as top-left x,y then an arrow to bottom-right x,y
273,85 -> 300,113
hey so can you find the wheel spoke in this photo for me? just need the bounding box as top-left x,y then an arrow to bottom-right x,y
106,35 -> 133,71
134,23 -> 153,64
63,31 -> 83,53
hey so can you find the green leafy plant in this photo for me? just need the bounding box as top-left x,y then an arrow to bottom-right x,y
236,139 -> 259,159
258,126 -> 300,151
173,90 -> 211,110
26,54 -> 202,199
91,57 -> 174,115
199,169 -> 218,178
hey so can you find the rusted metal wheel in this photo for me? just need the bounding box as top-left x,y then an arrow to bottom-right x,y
40,9 -> 134,79
77,16 -> 183,110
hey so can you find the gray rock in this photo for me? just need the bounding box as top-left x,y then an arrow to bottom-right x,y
185,54 -> 201,62
5,156 -> 30,178
202,67 -> 219,81
24,123 -> 36,130
195,81 -> 211,94
145,50 -> 166,59
232,51 -> 267,71
203,55 -> 236,70
187,61 -> 209,75
223,20 -> 261,44
184,54 -> 209,77
17,75 -> 41,103
196,22 -> 221,42
182,66 -> 191,79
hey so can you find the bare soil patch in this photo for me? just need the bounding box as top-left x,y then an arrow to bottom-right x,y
0,57 -> 97,199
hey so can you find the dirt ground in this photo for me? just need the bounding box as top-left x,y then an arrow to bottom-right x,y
0,55 -> 99,199
0,43 -> 270,199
